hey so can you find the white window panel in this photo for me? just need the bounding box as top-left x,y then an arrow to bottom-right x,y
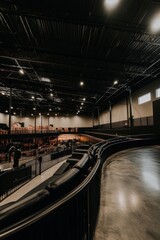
138,93 -> 151,105
156,88 -> 160,98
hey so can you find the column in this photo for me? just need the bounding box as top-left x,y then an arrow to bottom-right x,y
109,101 -> 112,129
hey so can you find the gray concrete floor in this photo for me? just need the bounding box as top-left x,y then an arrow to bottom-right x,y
94,146 -> 160,240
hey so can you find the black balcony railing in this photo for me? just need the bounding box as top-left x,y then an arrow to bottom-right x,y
0,136 -> 159,240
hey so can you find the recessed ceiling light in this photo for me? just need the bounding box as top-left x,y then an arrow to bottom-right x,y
49,108 -> 52,111
81,102 -> 84,105
19,69 -> 25,75
39,113 -> 41,116
50,93 -> 53,97
104,0 -> 120,11
11,106 -> 13,109
83,97 -> 86,101
47,113 -> 49,116
2,92 -> 5,95
33,107 -> 36,110
113,80 -> 118,85
5,110 -> 8,113
150,12 -> 160,33
80,81 -> 84,86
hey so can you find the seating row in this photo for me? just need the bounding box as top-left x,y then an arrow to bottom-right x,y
0,144 -> 92,232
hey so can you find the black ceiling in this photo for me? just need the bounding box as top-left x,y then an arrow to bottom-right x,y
0,0 -> 160,117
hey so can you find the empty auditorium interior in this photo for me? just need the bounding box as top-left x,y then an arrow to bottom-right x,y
0,0 -> 160,239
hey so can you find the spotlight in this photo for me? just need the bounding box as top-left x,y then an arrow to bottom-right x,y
19,69 -> 25,75
113,80 -> 118,85
80,81 -> 84,86
104,0 -> 120,11
150,12 -> 160,33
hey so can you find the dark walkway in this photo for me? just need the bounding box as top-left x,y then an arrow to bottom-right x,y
94,146 -> 160,240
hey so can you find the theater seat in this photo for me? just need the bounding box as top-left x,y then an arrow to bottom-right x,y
0,189 -> 50,230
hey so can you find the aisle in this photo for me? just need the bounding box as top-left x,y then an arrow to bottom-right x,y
0,159 -> 66,206
94,146 -> 160,240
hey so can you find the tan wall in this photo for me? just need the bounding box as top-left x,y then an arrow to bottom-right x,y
99,78 -> 160,124
0,113 -> 8,125
132,79 -> 160,118
48,115 -> 92,128
0,114 -> 92,128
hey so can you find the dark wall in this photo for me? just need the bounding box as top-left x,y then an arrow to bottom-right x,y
153,99 -> 160,135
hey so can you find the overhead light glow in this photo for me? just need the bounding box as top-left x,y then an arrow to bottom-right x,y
33,107 -> 36,110
104,0 -> 120,11
150,12 -> 160,33
50,93 -> 53,97
2,92 -> 5,95
41,77 -> 51,83
19,69 -> 25,75
83,98 -> 86,101
113,80 -> 118,85
81,102 -> 84,105
49,108 -> 52,111
5,110 -> 8,113
80,81 -> 84,86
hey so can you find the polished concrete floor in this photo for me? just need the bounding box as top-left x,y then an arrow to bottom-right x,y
94,146 -> 160,240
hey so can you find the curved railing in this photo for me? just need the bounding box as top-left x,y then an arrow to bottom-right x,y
0,136 -> 159,240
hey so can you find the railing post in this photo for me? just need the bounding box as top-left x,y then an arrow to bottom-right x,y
38,155 -> 42,175
86,187 -> 91,240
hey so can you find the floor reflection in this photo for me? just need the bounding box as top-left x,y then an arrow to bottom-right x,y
94,146 -> 160,240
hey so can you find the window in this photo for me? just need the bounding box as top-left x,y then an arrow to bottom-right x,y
156,88 -> 160,98
138,93 -> 151,105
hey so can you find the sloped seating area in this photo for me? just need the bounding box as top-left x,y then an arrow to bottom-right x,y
0,143 -> 92,231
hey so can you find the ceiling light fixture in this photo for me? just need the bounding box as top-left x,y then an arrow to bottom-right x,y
113,80 -> 118,85
104,0 -> 120,11
83,98 -> 86,101
41,77 -> 51,83
80,81 -> 84,86
19,69 -> 25,75
150,12 -> 160,33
